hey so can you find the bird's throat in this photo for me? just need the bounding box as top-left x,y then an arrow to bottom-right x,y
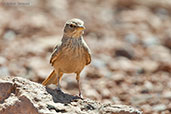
64,31 -> 83,39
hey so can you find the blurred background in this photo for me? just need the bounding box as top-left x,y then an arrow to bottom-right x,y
0,0 -> 171,113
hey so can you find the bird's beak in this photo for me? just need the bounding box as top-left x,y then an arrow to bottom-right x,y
77,25 -> 85,30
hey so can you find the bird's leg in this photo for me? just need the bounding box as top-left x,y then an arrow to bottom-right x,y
55,72 -> 63,91
56,77 -> 61,91
76,73 -> 82,97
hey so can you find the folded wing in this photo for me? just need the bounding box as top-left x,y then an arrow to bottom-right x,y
50,43 -> 62,66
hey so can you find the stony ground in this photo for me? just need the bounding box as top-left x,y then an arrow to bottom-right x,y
0,77 -> 142,114
0,0 -> 171,113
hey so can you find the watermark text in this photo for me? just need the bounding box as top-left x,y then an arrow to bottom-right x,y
1,1 -> 31,6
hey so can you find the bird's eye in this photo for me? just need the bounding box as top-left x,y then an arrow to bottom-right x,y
70,24 -> 75,28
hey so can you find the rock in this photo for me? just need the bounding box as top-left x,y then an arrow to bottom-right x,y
163,91 -> 171,99
109,57 -> 136,72
155,8 -> 169,18
0,56 -> 6,65
155,62 -> 171,73
163,36 -> 171,49
112,96 -> 121,104
115,47 -> 134,60
84,88 -> 100,99
152,104 -> 167,112
147,45 -> 171,63
91,58 -> 106,69
100,88 -> 111,99
131,94 -> 152,105
136,59 -> 159,73
0,76 -> 142,114
124,33 -> 139,44
3,30 -> 16,40
0,66 -> 9,76
144,81 -> 153,91
143,37 -> 160,47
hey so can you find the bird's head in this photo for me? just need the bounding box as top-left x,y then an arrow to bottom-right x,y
63,18 -> 85,38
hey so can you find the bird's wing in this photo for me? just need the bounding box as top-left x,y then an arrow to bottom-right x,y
85,48 -> 91,65
50,42 -> 62,65
82,41 -> 91,65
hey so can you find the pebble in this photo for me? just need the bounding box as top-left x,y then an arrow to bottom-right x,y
163,37 -> 171,49
0,66 -> 9,76
112,97 -> 121,104
152,104 -> 167,111
115,48 -> 134,59
163,91 -> 171,99
85,88 -> 99,98
155,8 -> 169,18
131,94 -> 152,105
124,33 -> 139,44
91,58 -> 106,69
0,56 -> 7,65
3,30 -> 16,40
143,37 -> 160,47
144,81 -> 153,90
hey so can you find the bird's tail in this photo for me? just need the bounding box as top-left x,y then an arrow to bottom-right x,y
42,70 -> 57,86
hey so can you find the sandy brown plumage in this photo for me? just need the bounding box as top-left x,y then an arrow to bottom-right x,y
42,18 -> 91,97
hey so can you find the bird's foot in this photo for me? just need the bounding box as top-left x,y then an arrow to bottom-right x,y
75,93 -> 83,100
56,86 -> 62,92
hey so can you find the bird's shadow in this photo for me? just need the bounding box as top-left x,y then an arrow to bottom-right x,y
46,87 -> 82,104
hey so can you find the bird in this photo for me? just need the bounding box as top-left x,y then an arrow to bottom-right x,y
42,18 -> 91,97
